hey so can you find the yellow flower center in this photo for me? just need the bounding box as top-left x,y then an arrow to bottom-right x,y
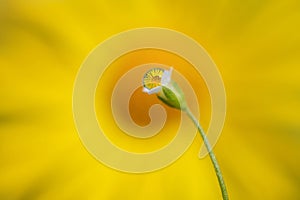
143,68 -> 164,90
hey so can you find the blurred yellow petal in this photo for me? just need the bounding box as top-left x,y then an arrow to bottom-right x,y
0,0 -> 299,200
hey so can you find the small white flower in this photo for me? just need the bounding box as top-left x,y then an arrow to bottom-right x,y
142,67 -> 173,95
141,67 -> 228,199
142,67 -> 186,110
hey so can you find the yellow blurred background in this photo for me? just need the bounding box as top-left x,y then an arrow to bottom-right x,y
0,0 -> 299,199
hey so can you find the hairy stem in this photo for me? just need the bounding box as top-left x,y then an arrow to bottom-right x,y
185,107 -> 229,200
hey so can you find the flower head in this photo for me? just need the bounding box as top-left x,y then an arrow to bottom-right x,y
142,67 -> 173,94
142,67 -> 187,110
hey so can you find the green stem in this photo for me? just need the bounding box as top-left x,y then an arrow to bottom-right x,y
185,107 -> 229,200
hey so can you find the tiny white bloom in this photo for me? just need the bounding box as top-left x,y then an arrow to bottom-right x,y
142,67 -> 185,110
142,67 -> 173,95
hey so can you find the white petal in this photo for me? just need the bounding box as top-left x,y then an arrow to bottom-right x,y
161,67 -> 173,85
142,86 -> 162,94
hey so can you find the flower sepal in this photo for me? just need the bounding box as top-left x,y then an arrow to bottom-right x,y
157,81 -> 187,111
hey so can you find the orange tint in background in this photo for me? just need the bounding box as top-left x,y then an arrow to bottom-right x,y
96,49 -> 211,153
0,0 -> 299,199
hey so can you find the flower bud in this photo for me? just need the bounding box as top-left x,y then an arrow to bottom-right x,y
157,81 -> 187,110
